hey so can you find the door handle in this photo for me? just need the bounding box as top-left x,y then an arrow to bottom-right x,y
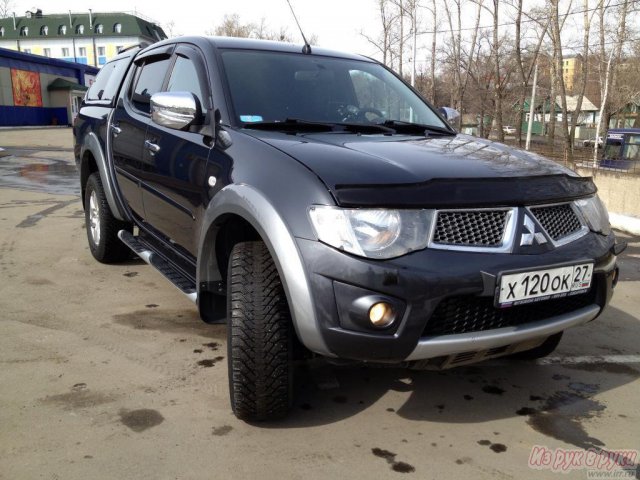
144,140 -> 161,155
111,124 -> 122,136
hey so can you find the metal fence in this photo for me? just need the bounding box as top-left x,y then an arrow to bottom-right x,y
502,140 -> 640,175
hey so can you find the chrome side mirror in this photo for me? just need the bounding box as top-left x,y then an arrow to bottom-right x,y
150,91 -> 199,130
438,106 -> 460,122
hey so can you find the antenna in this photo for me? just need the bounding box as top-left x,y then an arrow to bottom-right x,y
285,0 -> 311,54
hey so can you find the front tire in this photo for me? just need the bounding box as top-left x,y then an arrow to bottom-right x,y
84,172 -> 132,263
227,241 -> 294,421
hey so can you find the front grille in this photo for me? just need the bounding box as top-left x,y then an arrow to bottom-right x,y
423,286 -> 597,337
530,204 -> 582,241
432,210 -> 508,246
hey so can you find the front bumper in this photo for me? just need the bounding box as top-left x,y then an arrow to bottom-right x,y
295,231 -> 618,363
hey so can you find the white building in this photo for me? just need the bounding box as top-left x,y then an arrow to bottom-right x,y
0,9 -> 166,67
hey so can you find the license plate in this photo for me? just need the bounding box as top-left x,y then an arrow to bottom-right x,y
497,263 -> 593,307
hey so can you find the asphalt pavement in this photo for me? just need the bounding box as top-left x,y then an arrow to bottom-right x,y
0,128 -> 638,480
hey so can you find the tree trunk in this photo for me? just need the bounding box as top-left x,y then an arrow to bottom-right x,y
569,0 -> 591,157
492,0 -> 504,142
430,0 -> 437,103
398,0 -> 404,77
550,0 -> 571,161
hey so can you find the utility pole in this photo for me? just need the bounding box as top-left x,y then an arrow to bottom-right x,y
411,2 -> 417,87
526,63 -> 538,151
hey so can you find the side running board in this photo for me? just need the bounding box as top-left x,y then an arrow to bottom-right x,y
118,230 -> 197,303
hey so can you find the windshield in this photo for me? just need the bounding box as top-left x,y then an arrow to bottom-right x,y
220,50 -> 447,129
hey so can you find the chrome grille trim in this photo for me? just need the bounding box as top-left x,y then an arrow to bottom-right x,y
530,203 -> 582,240
527,202 -> 589,248
428,208 -> 517,253
433,210 -> 508,246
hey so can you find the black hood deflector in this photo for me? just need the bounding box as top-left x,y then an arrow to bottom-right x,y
334,174 -> 596,208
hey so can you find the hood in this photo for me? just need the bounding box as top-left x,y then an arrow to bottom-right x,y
245,131 -> 595,207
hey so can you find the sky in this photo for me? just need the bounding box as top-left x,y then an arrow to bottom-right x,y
10,0 -> 626,68
10,0 -> 383,57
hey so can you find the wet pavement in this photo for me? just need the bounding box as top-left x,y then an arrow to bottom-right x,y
0,129 -> 639,479
0,147 -> 79,196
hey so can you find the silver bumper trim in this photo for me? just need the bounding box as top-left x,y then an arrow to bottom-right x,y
405,304 -> 601,361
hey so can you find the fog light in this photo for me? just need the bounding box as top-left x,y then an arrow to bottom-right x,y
369,302 -> 395,328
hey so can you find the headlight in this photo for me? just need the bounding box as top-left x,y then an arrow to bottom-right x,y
309,206 -> 434,259
575,195 -> 611,235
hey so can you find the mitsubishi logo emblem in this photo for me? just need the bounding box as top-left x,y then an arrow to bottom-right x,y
520,214 -> 548,246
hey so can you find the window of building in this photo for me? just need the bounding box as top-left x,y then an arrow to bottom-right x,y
62,47 -> 70,57
76,24 -> 85,34
95,23 -> 103,34
20,26 -> 28,36
58,24 -> 67,35
131,58 -> 172,114
97,46 -> 105,56
43,48 -> 51,57
114,23 -> 122,33
23,48 -> 31,53
116,45 -> 123,53
79,47 -> 87,57
40,25 -> 48,35
0,27 -> 4,37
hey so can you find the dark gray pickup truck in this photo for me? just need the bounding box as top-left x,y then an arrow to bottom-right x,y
74,36 -> 624,421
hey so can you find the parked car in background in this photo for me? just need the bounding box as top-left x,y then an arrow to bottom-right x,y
600,128 -> 640,170
503,125 -> 517,135
582,136 -> 604,148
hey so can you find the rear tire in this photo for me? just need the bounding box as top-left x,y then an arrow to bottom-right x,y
227,241 -> 294,421
512,332 -> 563,359
84,172 -> 132,263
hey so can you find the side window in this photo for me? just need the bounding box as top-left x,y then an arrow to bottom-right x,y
86,58 -> 129,103
624,135 -> 640,161
131,57 -> 171,114
166,55 -> 205,108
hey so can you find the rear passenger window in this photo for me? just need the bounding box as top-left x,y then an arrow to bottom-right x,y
131,58 -> 171,114
86,58 -> 129,103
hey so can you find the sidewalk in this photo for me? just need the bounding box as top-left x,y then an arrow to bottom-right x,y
0,127 -> 74,150
610,213 -> 640,236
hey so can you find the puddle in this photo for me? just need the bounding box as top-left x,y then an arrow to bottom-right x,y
0,154 -> 79,196
522,390 -> 607,449
119,408 -> 164,432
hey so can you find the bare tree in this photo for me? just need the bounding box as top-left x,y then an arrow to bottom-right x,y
429,0 -> 437,103
549,0 -> 571,158
511,1 -> 548,147
599,0 -> 632,130
443,0 -> 463,114
362,0 -> 397,67
207,14 -> 303,43
461,1 -> 484,122
163,21 -> 178,38
208,14 -> 254,38
390,0 -> 406,77
0,0 -> 13,19
568,0 -> 595,156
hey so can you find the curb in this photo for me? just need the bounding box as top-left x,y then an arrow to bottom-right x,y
610,213 -> 640,236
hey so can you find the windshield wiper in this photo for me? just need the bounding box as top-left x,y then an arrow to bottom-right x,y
244,118 -> 395,134
244,118 -> 335,133
380,120 -> 455,136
